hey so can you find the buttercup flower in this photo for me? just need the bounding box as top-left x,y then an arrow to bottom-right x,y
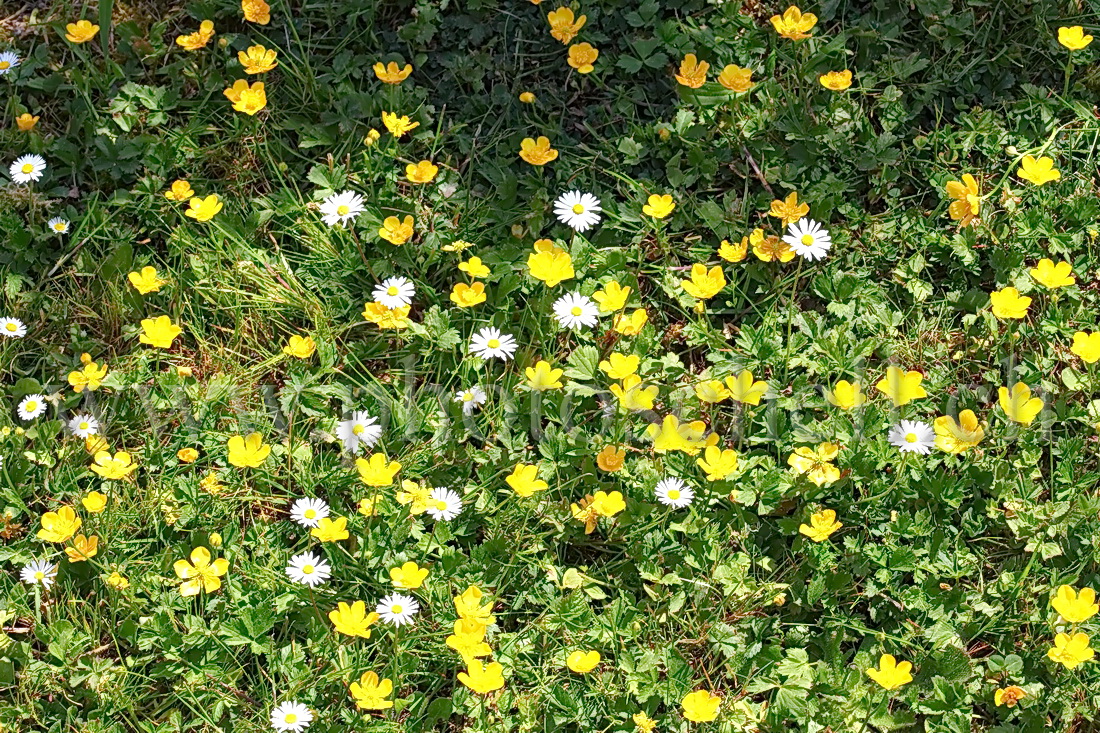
568,43 -> 598,73
1029,258 -> 1075,288
945,174 -> 980,227
597,445 -> 626,472
681,264 -> 726,300
349,671 -> 393,710
1071,331 -> 1100,363
866,654 -> 913,690
311,516 -> 349,542
406,160 -> 439,183
356,452 -> 402,486
681,690 -> 720,723
242,0 -> 271,24
725,370 -> 768,405
374,61 -> 413,83
223,80 -> 266,115
1017,155 -> 1060,185
239,45 -> 278,73
164,179 -> 195,201
1048,633 -> 1094,669
65,20 -> 100,43
451,282 -> 488,307
185,194 -> 222,221
989,287 -> 1031,319
1058,26 -> 1093,50
788,443 -> 841,486
547,7 -> 586,44
994,686 -> 1026,708
128,266 -> 167,294
611,374 -> 659,411
226,433 -> 271,468
174,546 -> 229,596
519,136 -> 559,165
176,21 -> 215,51
379,215 -> 415,244
933,410 -> 985,454
37,506 -> 81,543
15,113 -> 39,131
90,451 -> 138,480
718,64 -> 753,92
566,650 -> 601,673
998,382 -> 1043,425
528,241 -> 575,286
824,380 -> 865,409
769,192 -> 809,226
382,111 -> 419,137
1051,585 -> 1099,623
390,561 -> 429,589
519,91 -> 536,103
593,281 -> 630,311
675,54 -> 708,88
819,70 -> 853,90
526,360 -> 564,390
507,463 -> 549,497
770,5 -> 817,40
696,445 -> 738,481
799,509 -> 842,542
82,491 -> 107,513
613,308 -> 648,335
875,366 -> 926,406
600,352 -> 640,380
282,335 -> 316,359
459,660 -> 506,694
329,601 -> 380,638
642,194 -> 675,219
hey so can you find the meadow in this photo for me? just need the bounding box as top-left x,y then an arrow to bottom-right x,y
2,0 -> 1100,731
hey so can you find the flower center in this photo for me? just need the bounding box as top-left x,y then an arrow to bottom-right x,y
34,571 -> 44,580
905,433 -> 917,443
462,392 -> 474,402
5,324 -> 15,331
21,163 -> 33,174
572,204 -> 585,214
570,306 -> 583,316
0,62 -> 9,70
24,401 -> 37,411
435,500 -> 448,510
667,489 -> 681,500
391,604 -> 404,614
337,205 -> 350,215
79,422 -> 89,430
487,338 -> 500,348
353,424 -> 364,435
387,286 -> 399,296
302,564 -> 314,574
304,509 -> 316,519
54,223 -> 64,230
801,234 -> 814,245
284,714 -> 297,724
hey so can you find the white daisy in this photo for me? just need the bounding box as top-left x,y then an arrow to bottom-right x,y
67,413 -> 99,438
376,592 -> 420,626
285,551 -> 331,587
270,701 -> 313,733
552,293 -> 600,329
469,327 -> 517,361
655,477 -> 694,509
17,394 -> 46,421
0,52 -> 19,75
887,420 -> 935,454
336,411 -> 382,454
373,276 -> 415,309
289,497 -> 330,528
782,218 -> 832,261
454,386 -> 486,415
426,487 -> 462,521
0,318 -> 27,338
10,154 -> 45,184
553,190 -> 602,232
320,190 -> 365,227
47,217 -> 69,234
21,559 -> 56,588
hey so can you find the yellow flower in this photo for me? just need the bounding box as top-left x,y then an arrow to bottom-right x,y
994,686 -> 1026,707
459,660 -> 506,694
282,334 -> 316,359
362,302 -> 411,329
447,619 -> 493,663
633,712 -> 658,733
945,174 -> 980,227
593,281 -> 630,311
681,690 -> 720,723
680,264 -> 726,300
642,194 -> 675,219
177,448 -> 199,463
718,237 -> 748,262
458,256 -> 490,279
799,509 -> 842,542
572,498 -> 602,535
596,445 -> 626,472
770,5 -> 817,40
787,443 -> 841,487
329,600 -> 380,637
717,64 -> 753,92
140,315 -> 182,348
818,70 -> 853,90
526,360 -> 564,390
874,366 -> 926,407
547,7 -> 586,44
933,410 -> 985,454
406,160 -> 439,183
1058,26 -> 1093,51
357,495 -> 380,516
519,91 -> 536,103
238,44 -> 278,74
1048,633 -> 1094,669
390,561 -> 429,589
382,111 -> 419,137
998,382 -> 1043,425
450,282 -> 487,307
527,246 -> 574,286
242,0 -> 271,24
443,239 -> 473,253
128,266 -> 167,294
599,352 -> 640,380
15,113 -> 39,131
866,654 -> 913,690
454,585 -> 496,625
1051,585 -> 1099,623
506,463 -> 548,497
645,415 -> 714,455
379,215 -> 414,244
81,491 -> 107,513
85,435 -> 110,454
226,433 -> 271,468
1029,258 -> 1075,288
568,43 -> 599,73
65,534 -> 99,562
566,650 -> 601,673
223,79 -> 266,115
37,506 -> 82,543
675,54 -> 708,88
176,20 -> 215,51
373,61 -> 413,84
725,370 -> 768,405
613,308 -> 648,335
769,192 -> 809,226
1072,331 -> 1100,363
1017,155 -> 1060,185
356,452 -> 402,486
163,179 -> 195,201
519,136 -> 559,165
173,546 -> 228,596
824,380 -> 865,409
696,445 -> 738,481
105,571 -> 129,590
90,451 -> 138,480
311,516 -> 349,543
65,20 -> 100,43
349,671 -> 394,710
989,287 -> 1031,319
364,128 -> 381,146
753,234 -> 795,262
610,374 -> 659,411
694,379 -> 730,403
184,194 -> 223,221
